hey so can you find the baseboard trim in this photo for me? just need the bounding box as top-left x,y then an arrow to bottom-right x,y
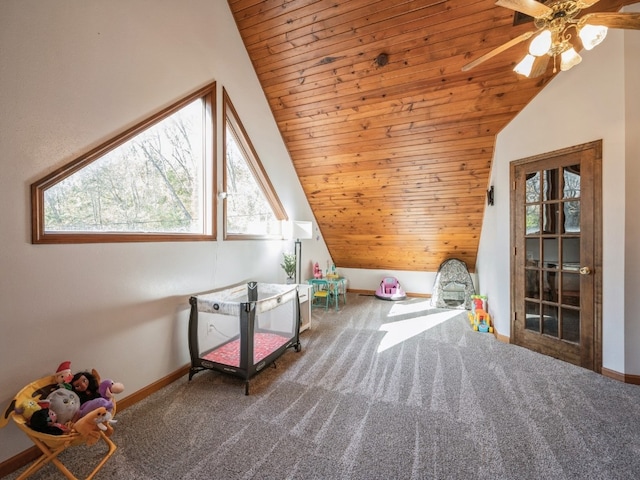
601,367 -> 640,385
0,364 -> 191,478
351,289 -> 431,298
117,364 -> 190,411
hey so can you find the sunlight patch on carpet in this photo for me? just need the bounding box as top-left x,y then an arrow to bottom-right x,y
386,300 -> 434,317
377,310 -> 460,352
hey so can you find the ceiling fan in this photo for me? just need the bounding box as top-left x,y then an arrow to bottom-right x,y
462,0 -> 640,77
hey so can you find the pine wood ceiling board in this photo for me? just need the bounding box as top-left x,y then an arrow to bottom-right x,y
281,99 -> 531,147
265,61 -> 539,123
254,11 -> 517,96
238,0 -> 454,58
289,132 -> 494,159
255,8 -> 518,93
271,65 -> 544,125
244,0 -> 497,74
301,164 -> 491,190
295,149 -> 496,178
272,66 -> 531,125
275,68 -> 544,127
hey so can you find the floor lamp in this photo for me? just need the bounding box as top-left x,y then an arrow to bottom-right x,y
293,221 -> 313,284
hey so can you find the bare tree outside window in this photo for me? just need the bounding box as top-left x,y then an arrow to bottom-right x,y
31,81 -> 216,243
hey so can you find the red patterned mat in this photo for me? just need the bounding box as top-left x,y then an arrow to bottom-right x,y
202,333 -> 290,368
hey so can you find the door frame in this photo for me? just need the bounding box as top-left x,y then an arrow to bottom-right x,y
509,140 -> 603,372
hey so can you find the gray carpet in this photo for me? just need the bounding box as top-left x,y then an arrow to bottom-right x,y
7,294 -> 640,479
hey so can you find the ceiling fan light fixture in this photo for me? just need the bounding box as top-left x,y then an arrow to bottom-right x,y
514,54 -> 536,77
579,24 -> 608,50
560,47 -> 582,71
529,29 -> 552,56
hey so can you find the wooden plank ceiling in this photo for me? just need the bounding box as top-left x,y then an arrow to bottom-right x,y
228,0 -> 630,272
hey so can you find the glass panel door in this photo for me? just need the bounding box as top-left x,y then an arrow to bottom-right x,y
512,140 -> 601,371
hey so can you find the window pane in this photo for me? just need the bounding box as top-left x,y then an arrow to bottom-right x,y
44,100 -> 205,233
562,308 -> 580,343
526,171 -> 540,203
525,269 -> 540,299
563,164 -> 580,200
542,203 -> 559,233
563,201 -> 580,233
543,238 -> 558,269
561,273 -> 580,307
543,169 -> 560,201
526,237 -> 539,266
526,204 -> 540,235
562,238 -> 580,269
525,301 -> 540,332
225,125 -> 280,235
542,304 -> 558,337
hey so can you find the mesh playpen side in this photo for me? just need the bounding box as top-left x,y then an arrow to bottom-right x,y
188,282 -> 301,395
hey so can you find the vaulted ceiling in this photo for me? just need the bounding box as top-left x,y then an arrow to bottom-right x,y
228,0 -> 633,272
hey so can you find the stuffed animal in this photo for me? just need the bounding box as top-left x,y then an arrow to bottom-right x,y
15,399 -> 43,421
77,379 -> 124,418
45,388 -> 80,424
73,407 -> 116,445
313,262 -> 323,279
29,408 -> 69,435
54,361 -> 73,388
77,397 -> 113,419
99,379 -> 124,400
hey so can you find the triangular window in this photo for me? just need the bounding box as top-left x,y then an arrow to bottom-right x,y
32,82 -> 216,243
223,88 -> 287,238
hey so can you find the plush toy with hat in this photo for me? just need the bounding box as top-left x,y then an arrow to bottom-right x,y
55,361 -> 73,388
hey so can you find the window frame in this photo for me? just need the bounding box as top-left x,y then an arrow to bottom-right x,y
222,88 -> 287,240
31,82 -> 217,244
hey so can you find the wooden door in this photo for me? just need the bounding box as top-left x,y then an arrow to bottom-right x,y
510,141 -> 602,371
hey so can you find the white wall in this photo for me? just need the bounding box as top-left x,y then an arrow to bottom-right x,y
340,268 -> 477,297
476,4 -> 640,375
624,3 -> 640,374
0,0 -> 332,460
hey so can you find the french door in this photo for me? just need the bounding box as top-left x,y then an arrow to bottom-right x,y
510,140 -> 602,371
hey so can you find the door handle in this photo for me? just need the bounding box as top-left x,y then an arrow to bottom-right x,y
579,266 -> 592,275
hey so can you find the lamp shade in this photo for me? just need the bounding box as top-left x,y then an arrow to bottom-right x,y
293,221 -> 313,240
529,30 -> 552,56
560,47 -> 582,71
579,24 -> 608,50
514,54 -> 535,77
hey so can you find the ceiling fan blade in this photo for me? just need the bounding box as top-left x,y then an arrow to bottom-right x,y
576,0 -> 602,7
580,12 -> 640,30
529,54 -> 550,78
462,30 -> 536,71
495,0 -> 552,18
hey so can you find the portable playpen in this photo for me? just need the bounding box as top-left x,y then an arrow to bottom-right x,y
188,282 -> 301,395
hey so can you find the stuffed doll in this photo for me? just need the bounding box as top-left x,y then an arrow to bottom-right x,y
73,406 -> 116,445
71,370 -> 100,404
29,408 -> 69,435
54,361 -> 73,388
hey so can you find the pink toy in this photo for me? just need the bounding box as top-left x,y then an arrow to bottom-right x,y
313,262 -> 323,279
375,277 -> 406,301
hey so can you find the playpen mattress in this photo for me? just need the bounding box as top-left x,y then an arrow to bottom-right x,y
202,332 -> 290,368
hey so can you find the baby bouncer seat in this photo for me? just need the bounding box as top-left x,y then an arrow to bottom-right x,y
1,373 -> 117,480
374,276 -> 407,301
